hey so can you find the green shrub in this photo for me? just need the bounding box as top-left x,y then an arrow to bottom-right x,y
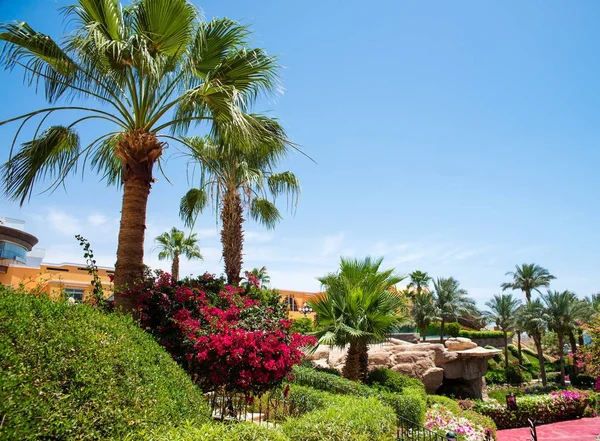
379,390 -> 426,423
546,372 -> 561,384
485,369 -> 506,385
366,368 -> 426,395
505,363 -> 531,384
571,373 -> 596,389
133,422 -> 289,441
290,318 -> 313,335
459,330 -> 509,339
286,385 -> 329,416
0,288 -> 210,441
291,365 -> 373,396
428,395 -> 461,412
446,322 -> 461,338
282,395 -> 396,441
522,346 -> 537,357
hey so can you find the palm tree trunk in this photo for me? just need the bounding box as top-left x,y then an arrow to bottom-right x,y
221,186 -> 244,286
504,331 -> 509,368
534,335 -> 547,387
113,130 -> 162,314
440,319 -> 445,343
568,330 -> 578,375
421,325 -> 427,342
358,340 -> 369,382
171,253 -> 180,281
578,328 -> 584,348
517,331 -> 523,366
343,342 -> 361,381
558,332 -> 566,387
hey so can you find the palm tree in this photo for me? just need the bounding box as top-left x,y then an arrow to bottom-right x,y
0,0 -> 284,313
432,277 -> 476,343
243,266 -> 271,287
516,299 -> 548,386
179,133 -> 299,285
154,227 -> 202,281
407,270 -> 431,296
310,257 -> 405,382
542,290 -> 578,387
502,263 -> 555,303
411,291 -> 440,342
485,294 -> 521,367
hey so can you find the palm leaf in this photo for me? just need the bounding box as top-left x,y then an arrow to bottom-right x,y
250,198 -> 281,229
179,187 -> 208,228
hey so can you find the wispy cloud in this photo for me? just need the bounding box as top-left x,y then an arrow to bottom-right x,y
87,214 -> 107,227
48,208 -> 82,236
321,232 -> 345,257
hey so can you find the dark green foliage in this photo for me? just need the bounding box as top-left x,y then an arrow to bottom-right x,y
571,373 -> 596,389
282,395 -> 396,441
505,363 -> 532,384
546,372 -> 561,384
459,330 -> 508,339
0,288 -> 210,441
446,322 -> 461,337
131,422 -> 289,441
486,369 -> 506,385
289,317 -> 313,335
366,368 -> 427,395
291,365 -> 373,396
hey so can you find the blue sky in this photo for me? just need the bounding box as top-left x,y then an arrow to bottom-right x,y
0,1 -> 599,307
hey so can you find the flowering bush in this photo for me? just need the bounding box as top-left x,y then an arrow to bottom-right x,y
425,404 -> 495,441
129,271 -> 315,394
469,389 -> 591,429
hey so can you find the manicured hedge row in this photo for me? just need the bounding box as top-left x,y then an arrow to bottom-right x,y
0,288 -> 210,441
459,330 -> 509,339
469,390 -> 591,429
131,423 -> 288,441
282,395 -> 396,441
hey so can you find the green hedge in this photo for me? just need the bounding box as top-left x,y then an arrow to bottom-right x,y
132,422 -> 288,441
446,322 -> 461,337
380,390 -> 426,424
291,365 -> 373,396
366,368 -> 426,395
0,288 -> 210,441
286,385 -> 330,416
290,318 -> 313,335
459,330 -> 508,339
282,395 -> 396,441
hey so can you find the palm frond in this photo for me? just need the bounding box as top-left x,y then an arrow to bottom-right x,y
179,187 -> 208,228
250,198 -> 281,229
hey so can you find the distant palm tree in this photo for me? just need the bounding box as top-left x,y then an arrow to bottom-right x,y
432,277 -> 476,343
310,257 -> 405,381
516,299 -> 548,386
154,228 -> 202,281
485,294 -> 521,367
407,270 -> 432,296
502,263 -> 555,303
0,0 -> 284,313
242,266 -> 271,288
411,291 -> 440,342
568,298 -> 595,374
179,133 -> 300,285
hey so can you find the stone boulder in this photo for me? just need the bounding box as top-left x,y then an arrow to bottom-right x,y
444,337 -> 477,351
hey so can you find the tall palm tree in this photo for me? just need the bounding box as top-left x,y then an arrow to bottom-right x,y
310,257 -> 405,382
407,270 -> 431,296
502,263 -> 555,303
516,299 -> 548,386
485,294 -> 521,367
542,290 -> 578,387
154,227 -> 202,281
432,277 -> 476,343
411,291 -> 440,342
179,133 -> 299,285
0,0 -> 284,312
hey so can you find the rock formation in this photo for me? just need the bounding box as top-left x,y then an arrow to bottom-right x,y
307,337 -> 500,399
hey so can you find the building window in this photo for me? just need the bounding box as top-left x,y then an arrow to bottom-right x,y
0,241 -> 28,264
64,288 -> 84,302
287,295 -> 298,311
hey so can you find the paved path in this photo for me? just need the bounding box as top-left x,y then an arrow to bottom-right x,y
497,418 -> 600,441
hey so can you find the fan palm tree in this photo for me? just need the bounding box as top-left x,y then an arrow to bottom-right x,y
179,133 -> 300,285
542,290 -> 578,387
0,0 -> 284,313
502,263 -> 555,303
310,256 -> 405,381
485,294 -> 521,367
411,291 -> 440,342
432,277 -> 476,343
407,270 -> 431,296
516,299 -> 548,386
154,227 -> 202,281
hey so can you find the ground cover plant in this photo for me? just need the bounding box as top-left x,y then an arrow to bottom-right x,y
0,287 -> 210,441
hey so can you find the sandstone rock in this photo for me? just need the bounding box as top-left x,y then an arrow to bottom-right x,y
306,347 -> 331,361
421,367 -> 445,394
445,337 -> 477,351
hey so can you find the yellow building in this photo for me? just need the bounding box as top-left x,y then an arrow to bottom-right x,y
280,289 -> 320,320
